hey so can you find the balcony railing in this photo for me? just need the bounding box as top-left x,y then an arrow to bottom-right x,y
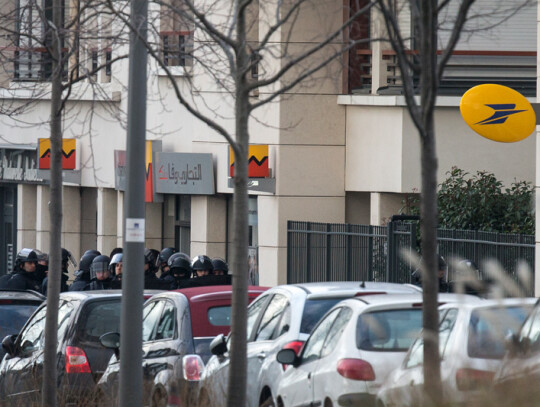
13,47 -> 68,81
350,50 -> 537,97
160,31 -> 193,68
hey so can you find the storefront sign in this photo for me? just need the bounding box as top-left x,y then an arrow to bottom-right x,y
229,145 -> 269,178
38,138 -> 77,169
155,152 -> 215,195
0,145 -> 45,183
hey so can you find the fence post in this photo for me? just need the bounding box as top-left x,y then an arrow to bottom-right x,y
306,222 -> 311,283
326,223 -> 332,281
410,222 -> 417,283
386,221 -> 394,282
368,225 -> 373,281
346,224 -> 352,281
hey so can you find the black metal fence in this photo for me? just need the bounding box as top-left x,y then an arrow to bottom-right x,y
287,220 -> 535,294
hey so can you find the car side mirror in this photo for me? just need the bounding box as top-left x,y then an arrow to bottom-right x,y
210,334 -> 227,356
99,332 -> 120,360
2,334 -> 18,357
276,348 -> 299,367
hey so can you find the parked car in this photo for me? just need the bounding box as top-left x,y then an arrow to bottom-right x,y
198,281 -> 423,407
274,293 -> 482,407
0,289 -> 45,361
492,298 -> 540,407
0,290 -> 161,407
376,298 -> 535,407
96,285 -> 268,407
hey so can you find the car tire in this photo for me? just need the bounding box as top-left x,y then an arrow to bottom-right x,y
323,399 -> 333,407
260,393 -> 275,407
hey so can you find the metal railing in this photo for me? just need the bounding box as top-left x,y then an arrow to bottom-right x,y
288,220 -> 535,294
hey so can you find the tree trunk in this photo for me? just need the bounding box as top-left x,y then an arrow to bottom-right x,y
227,3 -> 250,406
42,0 -> 63,404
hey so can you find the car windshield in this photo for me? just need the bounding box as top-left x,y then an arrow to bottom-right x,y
79,300 -> 122,341
356,309 -> 423,351
0,303 -> 40,338
300,298 -> 343,334
468,305 -> 531,359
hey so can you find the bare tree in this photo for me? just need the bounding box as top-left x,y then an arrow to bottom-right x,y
0,0 -> 129,404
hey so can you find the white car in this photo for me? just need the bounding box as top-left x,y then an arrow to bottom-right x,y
376,298 -> 536,407
198,281 -> 422,407
274,293 -> 482,407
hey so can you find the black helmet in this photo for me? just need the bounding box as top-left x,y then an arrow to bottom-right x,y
109,253 -> 123,272
79,252 -> 99,272
167,252 -> 190,267
158,247 -> 177,267
90,255 -> 110,280
192,255 -> 213,273
62,248 -> 77,269
83,249 -> 101,257
34,249 -> 48,263
211,258 -> 229,275
15,248 -> 38,270
170,255 -> 192,280
144,249 -> 160,272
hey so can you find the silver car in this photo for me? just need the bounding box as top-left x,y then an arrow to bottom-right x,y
198,281 -> 422,407
274,293 -> 481,407
376,298 -> 535,407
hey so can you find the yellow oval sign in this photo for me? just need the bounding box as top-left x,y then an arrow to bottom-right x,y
460,84 -> 536,143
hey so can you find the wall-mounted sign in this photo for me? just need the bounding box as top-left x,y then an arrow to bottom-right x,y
114,140 -> 162,202
38,138 -> 77,169
460,84 -> 536,143
229,145 -> 269,178
0,145 -> 45,183
155,152 -> 215,195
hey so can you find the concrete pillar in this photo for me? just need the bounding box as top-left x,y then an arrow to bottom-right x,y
191,195 -> 227,258
62,186 -> 82,264
80,188 -> 97,253
17,184 -> 37,251
97,187 -> 118,256
145,201 -> 162,250
370,192 -> 404,225
35,185 -> 50,252
345,192 -> 370,224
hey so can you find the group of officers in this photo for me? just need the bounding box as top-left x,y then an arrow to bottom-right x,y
0,246 -> 231,295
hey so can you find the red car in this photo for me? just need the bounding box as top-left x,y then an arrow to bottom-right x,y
96,285 -> 268,407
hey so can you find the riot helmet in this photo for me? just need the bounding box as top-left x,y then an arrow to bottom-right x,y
62,248 -> 77,271
79,252 -> 99,273
157,247 -> 177,271
211,258 -> 229,276
90,255 -> 111,280
15,248 -> 38,272
83,249 -> 101,257
191,255 -> 213,277
34,250 -> 49,275
144,249 -> 160,273
109,253 -> 123,275
170,255 -> 192,280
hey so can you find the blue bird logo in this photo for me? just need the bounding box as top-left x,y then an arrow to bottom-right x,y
475,104 -> 527,125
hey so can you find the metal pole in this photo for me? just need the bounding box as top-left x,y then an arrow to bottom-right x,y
119,0 -> 147,403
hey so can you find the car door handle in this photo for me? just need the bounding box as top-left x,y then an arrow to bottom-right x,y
257,352 -> 266,360
307,372 -> 312,379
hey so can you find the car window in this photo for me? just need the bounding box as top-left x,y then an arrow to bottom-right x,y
439,308 -> 458,358
519,305 -> 540,352
468,306 -> 531,359
80,300 -> 122,342
142,300 -> 165,342
155,301 -> 176,341
18,306 -> 47,355
0,303 -> 41,339
320,307 -> 352,358
208,306 -> 232,326
57,300 -> 76,342
356,309 -> 422,351
301,308 -> 341,364
246,295 -> 270,340
272,304 -> 291,340
255,294 -> 288,341
404,337 -> 424,369
300,298 -> 343,334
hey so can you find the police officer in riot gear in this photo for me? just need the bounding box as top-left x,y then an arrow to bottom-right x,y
211,258 -> 229,276
42,248 -> 76,296
157,247 -> 177,276
69,250 -> 101,291
0,249 -> 43,292
143,248 -> 170,289
170,254 -> 192,288
84,255 -> 113,290
191,255 -> 213,278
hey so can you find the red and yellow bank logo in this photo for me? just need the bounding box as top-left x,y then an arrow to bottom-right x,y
38,138 -> 76,169
229,145 -> 269,178
460,84 -> 536,143
145,140 -> 154,203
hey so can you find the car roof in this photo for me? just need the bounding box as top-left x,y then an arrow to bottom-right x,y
275,281 -> 421,299
439,297 -> 537,311
59,289 -> 163,301
171,285 -> 269,302
342,293 -> 484,307
0,289 -> 46,301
